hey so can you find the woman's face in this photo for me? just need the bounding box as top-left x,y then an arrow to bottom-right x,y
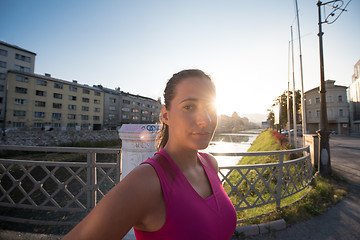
162,76 -> 217,151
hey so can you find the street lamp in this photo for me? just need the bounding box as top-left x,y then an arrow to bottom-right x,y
316,0 -> 350,176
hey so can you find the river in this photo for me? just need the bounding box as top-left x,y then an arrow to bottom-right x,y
203,129 -> 262,166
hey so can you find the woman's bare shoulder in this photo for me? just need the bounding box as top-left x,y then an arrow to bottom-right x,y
202,152 -> 219,172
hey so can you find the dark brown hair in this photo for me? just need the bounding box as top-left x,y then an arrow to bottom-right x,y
156,69 -> 214,151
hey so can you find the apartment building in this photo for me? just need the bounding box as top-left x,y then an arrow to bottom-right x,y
305,80 -> 349,135
349,59 -> 360,135
119,91 -> 161,125
94,85 -> 161,129
0,41 -> 36,126
6,71 -> 103,131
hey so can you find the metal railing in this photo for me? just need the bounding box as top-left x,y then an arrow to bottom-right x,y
0,145 -> 312,226
210,146 -> 312,222
0,145 -> 121,226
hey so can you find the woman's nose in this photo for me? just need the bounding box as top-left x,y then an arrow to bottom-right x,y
197,107 -> 212,126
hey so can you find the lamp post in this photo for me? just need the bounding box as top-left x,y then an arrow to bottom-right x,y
316,0 -> 350,176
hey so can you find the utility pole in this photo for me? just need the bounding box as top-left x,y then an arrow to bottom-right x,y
287,42 -> 291,141
291,26 -> 297,148
316,0 -> 351,176
294,0 -> 307,144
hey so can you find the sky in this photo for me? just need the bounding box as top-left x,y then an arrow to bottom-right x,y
1,0 -> 359,121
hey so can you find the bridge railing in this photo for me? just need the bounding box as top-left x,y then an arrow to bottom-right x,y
210,146 -> 312,222
0,145 -> 121,226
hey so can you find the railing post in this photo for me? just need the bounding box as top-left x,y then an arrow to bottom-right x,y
276,154 -> 284,210
117,149 -> 122,182
87,151 -> 97,209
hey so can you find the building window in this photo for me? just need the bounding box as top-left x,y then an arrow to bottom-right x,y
0,49 -> 8,56
109,106 -> 116,111
68,104 -> 76,110
109,114 -> 115,119
83,89 -> 90,94
0,73 -> 5,80
34,112 -> 45,118
81,115 -> 89,120
316,110 -> 320,117
0,97 -> 3,103
141,110 -> 149,115
338,95 -> 343,102
122,107 -> 130,112
52,113 -> 62,119
15,65 -> 30,73
82,106 -> 89,111
69,86 -> 77,92
15,54 -> 31,63
82,97 -> 89,103
69,95 -> 77,101
15,87 -> 27,94
16,75 -> 29,82
315,97 -> 320,104
132,116 -> 139,120
123,100 -> 130,104
67,122 -> 76,128
53,103 -> 62,109
13,122 -> 25,128
132,108 -> 139,113
122,114 -> 129,119
35,101 -> 46,107
53,93 -> 63,99
33,122 -> 44,128
110,98 -> 116,103
54,83 -> 63,89
93,116 -> 100,121
94,99 -> 100,104
339,109 -> 344,117
81,123 -> 89,129
308,111 -> 312,118
52,123 -> 61,128
94,91 -> 101,96
308,99 -> 312,105
0,85 -> 4,92
36,80 -> 47,86
94,107 -> 100,112
15,98 -> 27,105
14,110 -> 26,116
0,61 -> 7,68
68,114 -> 76,119
326,96 -> 333,102
36,90 -> 46,96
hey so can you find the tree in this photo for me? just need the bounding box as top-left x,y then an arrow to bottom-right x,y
271,90 -> 302,130
115,87 -> 121,92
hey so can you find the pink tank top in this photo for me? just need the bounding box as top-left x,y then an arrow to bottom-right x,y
134,149 -> 236,240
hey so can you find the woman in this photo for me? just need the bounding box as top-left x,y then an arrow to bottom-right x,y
63,69 -> 236,240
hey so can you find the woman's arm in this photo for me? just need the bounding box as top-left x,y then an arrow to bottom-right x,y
63,164 -> 162,240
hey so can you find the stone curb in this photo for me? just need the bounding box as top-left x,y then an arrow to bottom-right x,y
235,219 -> 287,236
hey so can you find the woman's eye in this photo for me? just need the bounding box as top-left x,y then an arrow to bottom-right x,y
184,104 -> 195,110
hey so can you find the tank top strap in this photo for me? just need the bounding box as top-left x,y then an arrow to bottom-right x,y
198,152 -> 217,173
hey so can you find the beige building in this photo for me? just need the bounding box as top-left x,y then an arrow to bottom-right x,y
0,41 -> 36,127
349,59 -> 360,135
305,80 -> 349,135
5,71 -> 103,131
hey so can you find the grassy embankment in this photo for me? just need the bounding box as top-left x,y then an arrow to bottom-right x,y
223,129 -> 347,225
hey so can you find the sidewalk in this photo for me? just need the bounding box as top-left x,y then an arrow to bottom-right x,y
1,136 -> 359,240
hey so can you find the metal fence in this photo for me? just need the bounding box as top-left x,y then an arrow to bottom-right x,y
0,145 -> 121,226
211,146 -> 312,222
0,145 -> 312,226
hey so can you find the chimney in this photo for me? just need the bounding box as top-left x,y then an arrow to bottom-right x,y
45,73 -> 51,77
73,80 -> 78,83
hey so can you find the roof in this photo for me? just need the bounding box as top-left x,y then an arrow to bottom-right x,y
0,40 -> 37,56
305,80 -> 347,94
7,70 -> 100,91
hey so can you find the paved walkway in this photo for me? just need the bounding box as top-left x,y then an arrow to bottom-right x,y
1,136 -> 359,240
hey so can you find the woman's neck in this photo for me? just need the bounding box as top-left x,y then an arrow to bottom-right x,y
163,144 -> 199,171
